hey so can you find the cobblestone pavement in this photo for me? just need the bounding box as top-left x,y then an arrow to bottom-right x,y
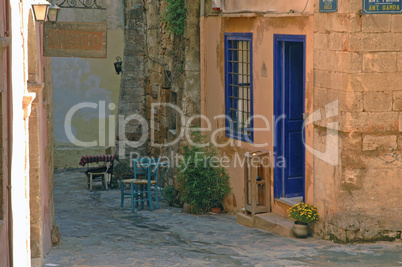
44,169 -> 402,267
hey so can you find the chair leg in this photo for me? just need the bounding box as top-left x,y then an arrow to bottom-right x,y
147,183 -> 154,211
134,184 -> 139,209
120,180 -> 124,207
145,191 -> 150,209
154,185 -> 159,209
130,182 -> 134,212
140,185 -> 144,210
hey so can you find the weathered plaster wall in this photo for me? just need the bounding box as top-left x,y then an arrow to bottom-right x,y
202,12 -> 314,213
222,0 -> 313,13
0,0 -> 10,263
53,1 -> 124,168
0,44 -> 10,267
42,55 -> 57,256
28,10 -> 57,263
313,0 -> 402,242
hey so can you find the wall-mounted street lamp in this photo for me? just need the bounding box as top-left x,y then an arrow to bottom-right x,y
32,0 -> 51,22
114,56 -> 122,75
47,1 -> 61,23
32,0 -> 60,23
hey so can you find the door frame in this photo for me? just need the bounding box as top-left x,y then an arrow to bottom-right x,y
273,34 -> 306,200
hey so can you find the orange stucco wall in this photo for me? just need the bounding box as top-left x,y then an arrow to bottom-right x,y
201,14 -> 314,214
223,0 -> 313,13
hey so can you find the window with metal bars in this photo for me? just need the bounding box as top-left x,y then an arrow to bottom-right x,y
224,33 -> 253,142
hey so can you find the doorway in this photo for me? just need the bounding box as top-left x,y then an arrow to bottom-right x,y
273,35 -> 306,200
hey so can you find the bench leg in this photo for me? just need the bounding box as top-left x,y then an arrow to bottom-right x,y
89,174 -> 93,191
104,174 -> 108,191
107,173 -> 111,189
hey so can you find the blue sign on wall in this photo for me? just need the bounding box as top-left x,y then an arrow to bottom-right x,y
363,0 -> 402,14
319,0 -> 338,13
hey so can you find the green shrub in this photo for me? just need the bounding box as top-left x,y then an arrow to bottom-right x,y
163,185 -> 176,206
177,131 -> 231,214
162,0 -> 186,36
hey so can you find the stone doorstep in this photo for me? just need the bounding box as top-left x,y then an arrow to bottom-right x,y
276,197 -> 303,207
236,212 -> 255,228
237,212 -> 295,238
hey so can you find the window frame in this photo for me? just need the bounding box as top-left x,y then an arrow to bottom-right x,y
224,32 -> 254,143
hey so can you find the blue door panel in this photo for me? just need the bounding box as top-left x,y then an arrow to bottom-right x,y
288,132 -> 304,177
274,36 -> 305,199
286,177 -> 304,197
287,43 -> 304,121
287,121 -> 302,131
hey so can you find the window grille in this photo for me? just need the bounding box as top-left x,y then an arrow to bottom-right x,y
225,33 -> 253,142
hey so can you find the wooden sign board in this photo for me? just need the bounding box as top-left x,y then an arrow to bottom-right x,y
44,22 -> 107,58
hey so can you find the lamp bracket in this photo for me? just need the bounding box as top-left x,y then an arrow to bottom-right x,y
53,0 -> 106,10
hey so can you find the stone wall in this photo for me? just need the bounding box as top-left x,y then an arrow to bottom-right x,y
313,0 -> 402,242
116,1 -> 147,160
144,0 -> 200,186
118,0 -> 201,186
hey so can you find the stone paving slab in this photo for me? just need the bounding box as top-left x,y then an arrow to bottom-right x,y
44,169 -> 402,266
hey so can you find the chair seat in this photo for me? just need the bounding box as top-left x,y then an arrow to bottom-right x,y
122,179 -> 156,185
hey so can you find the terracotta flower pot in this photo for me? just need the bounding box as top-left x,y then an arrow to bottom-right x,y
292,222 -> 308,238
211,207 -> 222,213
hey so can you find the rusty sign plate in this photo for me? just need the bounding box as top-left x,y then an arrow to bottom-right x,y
44,22 -> 107,58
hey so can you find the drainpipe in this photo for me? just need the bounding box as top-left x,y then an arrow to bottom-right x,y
200,0 -> 205,118
200,0 -> 205,17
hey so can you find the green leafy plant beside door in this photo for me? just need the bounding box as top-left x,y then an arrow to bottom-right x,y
177,131 -> 231,214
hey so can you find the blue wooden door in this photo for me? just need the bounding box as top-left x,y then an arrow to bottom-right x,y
274,38 -> 305,199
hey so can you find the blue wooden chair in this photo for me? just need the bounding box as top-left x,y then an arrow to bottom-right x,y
120,157 -> 161,211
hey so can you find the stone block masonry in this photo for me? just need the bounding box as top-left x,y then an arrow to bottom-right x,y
313,0 -> 402,242
142,0 -> 201,187
116,3 -> 147,160
117,0 -> 201,189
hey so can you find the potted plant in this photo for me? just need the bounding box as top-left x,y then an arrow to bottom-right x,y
177,131 -> 231,214
287,202 -> 319,238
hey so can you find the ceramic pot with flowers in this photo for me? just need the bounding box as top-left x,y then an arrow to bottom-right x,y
287,202 -> 319,238
292,222 -> 309,238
